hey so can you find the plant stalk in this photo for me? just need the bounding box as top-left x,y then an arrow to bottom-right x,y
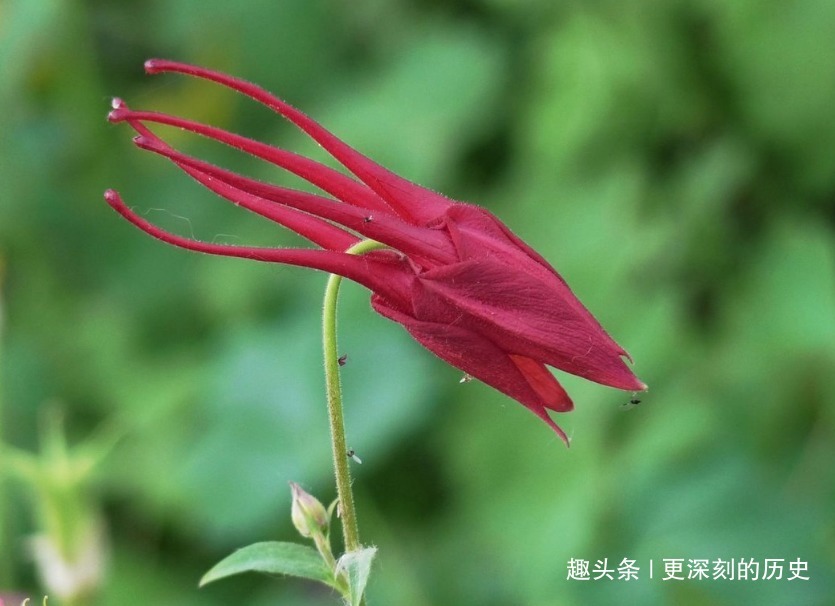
322,239 -> 385,553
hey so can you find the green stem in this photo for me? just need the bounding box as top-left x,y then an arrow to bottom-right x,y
0,258 -> 10,587
322,239 -> 386,553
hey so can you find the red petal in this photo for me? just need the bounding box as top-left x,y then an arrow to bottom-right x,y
416,259 -> 645,391
371,295 -> 571,444
445,204 -> 560,276
508,354 -> 573,412
442,204 -> 622,340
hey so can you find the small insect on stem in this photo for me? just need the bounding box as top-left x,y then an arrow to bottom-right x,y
459,373 -> 474,384
363,215 -> 373,223
346,448 -> 362,464
338,354 -> 348,366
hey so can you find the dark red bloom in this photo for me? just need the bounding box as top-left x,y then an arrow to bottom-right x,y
105,59 -> 645,443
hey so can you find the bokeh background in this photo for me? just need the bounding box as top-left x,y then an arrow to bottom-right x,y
1,0 -> 834,604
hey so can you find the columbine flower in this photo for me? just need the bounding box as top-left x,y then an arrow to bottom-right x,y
105,59 -> 646,443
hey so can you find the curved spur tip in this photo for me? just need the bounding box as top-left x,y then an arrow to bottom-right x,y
144,59 -> 163,73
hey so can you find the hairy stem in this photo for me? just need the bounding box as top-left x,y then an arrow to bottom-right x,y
322,239 -> 385,553
0,260 -> 10,587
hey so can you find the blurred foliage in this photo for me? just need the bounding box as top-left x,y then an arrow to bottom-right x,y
1,0 -> 834,605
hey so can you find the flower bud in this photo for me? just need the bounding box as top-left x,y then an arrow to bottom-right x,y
29,520 -> 105,603
289,482 -> 329,539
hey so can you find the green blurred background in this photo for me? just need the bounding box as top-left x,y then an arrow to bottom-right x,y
1,0 -> 833,604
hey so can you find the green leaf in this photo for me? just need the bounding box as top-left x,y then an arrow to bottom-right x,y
335,547 -> 377,606
199,541 -> 334,588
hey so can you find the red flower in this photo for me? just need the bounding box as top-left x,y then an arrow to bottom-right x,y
105,60 -> 645,443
